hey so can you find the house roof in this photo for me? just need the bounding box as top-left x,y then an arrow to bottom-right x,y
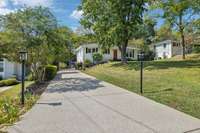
152,40 -> 172,47
75,43 -> 139,52
75,43 -> 98,52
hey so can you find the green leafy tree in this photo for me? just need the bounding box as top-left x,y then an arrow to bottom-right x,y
0,7 -> 71,81
46,27 -> 73,69
151,0 -> 200,59
80,0 -> 146,63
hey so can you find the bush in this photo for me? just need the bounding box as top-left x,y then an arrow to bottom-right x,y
45,65 -> 57,81
84,59 -> 92,68
0,76 -> 2,81
144,51 -> 155,61
93,53 -> 103,64
193,46 -> 200,53
26,73 -> 34,81
0,78 -> 19,87
75,62 -> 83,70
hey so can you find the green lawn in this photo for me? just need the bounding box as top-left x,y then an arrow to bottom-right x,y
0,81 -> 37,127
84,60 -> 200,119
0,81 -> 34,99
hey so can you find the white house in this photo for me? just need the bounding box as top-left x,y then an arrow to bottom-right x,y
0,58 -> 21,79
75,43 -> 139,63
153,40 -> 182,59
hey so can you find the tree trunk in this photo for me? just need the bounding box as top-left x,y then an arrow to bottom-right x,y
181,32 -> 186,59
119,40 -> 128,64
179,14 -> 186,60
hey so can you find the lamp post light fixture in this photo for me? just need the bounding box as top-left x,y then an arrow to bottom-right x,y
138,51 -> 145,94
19,50 -> 28,105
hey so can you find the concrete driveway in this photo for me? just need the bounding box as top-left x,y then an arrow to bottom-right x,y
8,70 -> 200,133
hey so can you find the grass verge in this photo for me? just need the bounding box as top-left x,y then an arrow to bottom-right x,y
84,60 -> 200,119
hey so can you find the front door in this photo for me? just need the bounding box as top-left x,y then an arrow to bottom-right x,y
113,50 -> 118,61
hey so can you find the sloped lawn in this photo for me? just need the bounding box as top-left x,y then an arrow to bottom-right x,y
84,60 -> 200,119
0,81 -> 38,128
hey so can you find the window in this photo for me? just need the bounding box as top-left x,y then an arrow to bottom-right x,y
129,52 -> 132,57
126,50 -> 134,58
92,48 -> 96,53
103,49 -> 110,54
86,48 -> 91,54
163,43 -> 167,48
0,62 -> 3,72
132,50 -> 135,58
126,53 -> 128,57
96,48 -> 98,53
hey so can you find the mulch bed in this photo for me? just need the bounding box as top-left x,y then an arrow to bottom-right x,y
26,81 -> 50,95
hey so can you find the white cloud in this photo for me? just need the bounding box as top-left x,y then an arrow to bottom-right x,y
0,8 -> 14,15
11,0 -> 53,7
0,0 -> 14,15
70,10 -> 83,20
0,0 -> 53,15
0,1 -> 7,8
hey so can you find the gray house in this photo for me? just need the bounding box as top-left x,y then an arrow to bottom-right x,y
0,58 -> 21,79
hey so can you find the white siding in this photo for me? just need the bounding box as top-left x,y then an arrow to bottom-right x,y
154,40 -> 172,59
102,50 -> 112,61
85,52 -> 94,62
4,59 -> 15,79
0,59 -> 21,79
76,47 -> 84,63
154,40 -> 183,59
76,43 -> 139,63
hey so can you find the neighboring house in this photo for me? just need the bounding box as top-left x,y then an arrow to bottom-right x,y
0,58 -> 21,79
153,40 -> 182,59
75,43 -> 139,63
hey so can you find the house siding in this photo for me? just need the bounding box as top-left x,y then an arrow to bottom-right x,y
0,58 -> 21,79
154,40 -> 182,59
76,43 -> 138,63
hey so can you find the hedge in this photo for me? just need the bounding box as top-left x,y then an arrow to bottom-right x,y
45,65 -> 57,81
0,78 -> 20,87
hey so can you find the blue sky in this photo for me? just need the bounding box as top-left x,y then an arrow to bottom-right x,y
0,0 -> 164,31
0,0 -> 82,30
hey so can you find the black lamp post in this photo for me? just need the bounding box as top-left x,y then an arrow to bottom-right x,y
138,51 -> 145,94
19,51 -> 28,105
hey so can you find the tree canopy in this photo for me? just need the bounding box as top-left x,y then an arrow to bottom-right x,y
0,6 -> 72,81
151,0 -> 200,59
80,0 -> 146,63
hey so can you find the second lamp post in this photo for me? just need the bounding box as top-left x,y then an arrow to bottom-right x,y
138,52 -> 145,94
19,51 -> 28,105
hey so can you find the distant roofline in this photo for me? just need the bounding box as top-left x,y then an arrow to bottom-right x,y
153,40 -> 180,46
75,43 -> 140,52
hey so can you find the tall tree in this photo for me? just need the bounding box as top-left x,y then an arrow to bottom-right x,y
80,0 -> 146,63
46,26 -> 73,69
152,0 -> 200,59
0,7 -> 71,81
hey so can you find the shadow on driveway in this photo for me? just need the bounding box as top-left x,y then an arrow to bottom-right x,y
46,71 -> 104,94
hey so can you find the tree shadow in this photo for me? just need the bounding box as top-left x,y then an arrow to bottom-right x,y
46,72 -> 104,94
37,102 -> 62,106
110,60 -> 200,71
